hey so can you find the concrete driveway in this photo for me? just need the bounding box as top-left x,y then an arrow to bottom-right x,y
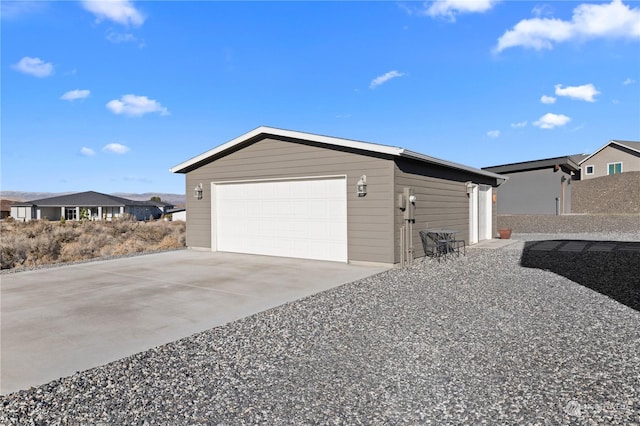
1,250 -> 388,395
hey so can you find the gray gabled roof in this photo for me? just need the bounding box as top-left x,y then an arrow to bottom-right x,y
483,154 -> 586,174
170,126 -> 506,181
578,140 -> 640,165
11,191 -> 158,208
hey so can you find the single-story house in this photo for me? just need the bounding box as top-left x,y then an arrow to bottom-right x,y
579,140 -> 640,180
10,191 -> 174,222
483,154 -> 586,215
170,126 -> 506,265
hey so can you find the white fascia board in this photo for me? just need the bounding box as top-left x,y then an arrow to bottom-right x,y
170,125 -> 507,183
578,140 -> 613,165
578,140 -> 640,165
170,127 -> 264,173
615,140 -> 640,154
267,127 -> 404,156
170,126 -> 403,173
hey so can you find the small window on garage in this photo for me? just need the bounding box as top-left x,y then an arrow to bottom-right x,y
17,207 -> 26,218
585,165 -> 594,175
607,162 -> 622,175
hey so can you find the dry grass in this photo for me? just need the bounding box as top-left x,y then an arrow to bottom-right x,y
0,216 -> 186,270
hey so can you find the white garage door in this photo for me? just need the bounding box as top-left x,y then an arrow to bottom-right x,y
214,178 -> 348,262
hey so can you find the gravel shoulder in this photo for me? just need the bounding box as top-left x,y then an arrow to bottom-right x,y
1,234 -> 639,424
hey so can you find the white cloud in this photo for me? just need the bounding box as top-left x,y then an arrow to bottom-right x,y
532,4 -> 554,18
555,83 -> 600,102
80,147 -> 95,156
540,95 -> 556,104
487,130 -> 501,138
534,113 -> 571,129
103,143 -> 130,154
370,70 -> 405,89
12,56 -> 53,77
423,0 -> 500,21
1,1 -> 48,19
106,94 -> 169,117
82,0 -> 145,26
623,77 -> 636,85
494,0 -> 640,53
61,89 -> 90,101
106,29 -> 145,47
511,121 -> 528,128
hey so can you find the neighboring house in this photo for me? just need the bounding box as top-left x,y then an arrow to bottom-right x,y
10,191 -> 174,222
170,126 -> 506,265
579,140 -> 640,180
166,207 -> 186,221
147,199 -> 176,216
483,155 -> 586,215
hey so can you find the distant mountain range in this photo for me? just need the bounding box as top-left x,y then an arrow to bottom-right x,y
0,191 -> 186,206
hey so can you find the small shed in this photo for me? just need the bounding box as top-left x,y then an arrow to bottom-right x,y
171,127 -> 505,265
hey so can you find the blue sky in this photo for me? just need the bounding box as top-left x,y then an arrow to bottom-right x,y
2,0 -> 639,195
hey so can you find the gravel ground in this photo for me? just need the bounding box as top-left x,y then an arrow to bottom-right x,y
1,234 -> 639,424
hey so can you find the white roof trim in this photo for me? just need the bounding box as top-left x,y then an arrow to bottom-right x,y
579,140 -> 640,165
170,126 -> 505,181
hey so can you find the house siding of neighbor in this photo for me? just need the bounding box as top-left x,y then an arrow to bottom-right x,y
171,127 -> 505,265
10,191 -> 173,222
483,156 -> 584,215
580,140 -> 640,180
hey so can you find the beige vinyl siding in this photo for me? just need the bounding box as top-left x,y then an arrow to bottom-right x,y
185,137 -> 395,263
394,160 -> 475,262
581,144 -> 640,179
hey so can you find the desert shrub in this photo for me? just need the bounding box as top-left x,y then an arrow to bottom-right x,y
0,218 -> 186,270
156,234 -> 182,250
0,233 -> 30,269
60,242 -> 93,262
134,222 -> 172,243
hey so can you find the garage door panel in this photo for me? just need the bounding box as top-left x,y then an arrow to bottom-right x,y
215,178 -> 347,262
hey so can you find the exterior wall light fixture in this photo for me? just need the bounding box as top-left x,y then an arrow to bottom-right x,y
465,181 -> 474,195
357,175 -> 367,197
194,183 -> 203,200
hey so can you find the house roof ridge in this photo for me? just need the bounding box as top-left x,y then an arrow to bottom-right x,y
579,140 -> 640,165
170,126 -> 504,181
483,154 -> 585,171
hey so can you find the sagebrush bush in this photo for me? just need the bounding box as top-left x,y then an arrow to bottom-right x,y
0,218 -> 186,270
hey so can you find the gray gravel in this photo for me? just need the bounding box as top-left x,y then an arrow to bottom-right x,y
2,234 -> 639,424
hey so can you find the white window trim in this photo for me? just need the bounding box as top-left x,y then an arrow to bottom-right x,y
607,162 -> 623,175
584,165 -> 594,175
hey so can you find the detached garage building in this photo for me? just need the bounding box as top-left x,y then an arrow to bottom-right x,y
170,127 -> 506,265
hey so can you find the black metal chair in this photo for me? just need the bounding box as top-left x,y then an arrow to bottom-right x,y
419,230 -> 437,259
419,230 -> 465,261
451,239 -> 466,257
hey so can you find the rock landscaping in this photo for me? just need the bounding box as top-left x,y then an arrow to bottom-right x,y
1,233 -> 639,424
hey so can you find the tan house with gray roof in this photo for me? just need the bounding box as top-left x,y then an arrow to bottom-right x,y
579,140 -> 640,180
10,191 -> 173,222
